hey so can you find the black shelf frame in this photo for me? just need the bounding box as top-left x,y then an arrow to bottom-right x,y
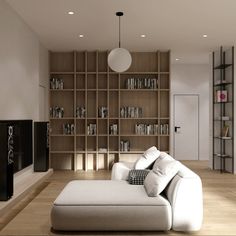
212,46 -> 234,173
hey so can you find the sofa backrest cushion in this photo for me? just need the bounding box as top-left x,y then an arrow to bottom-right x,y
144,154 -> 180,197
134,146 -> 160,170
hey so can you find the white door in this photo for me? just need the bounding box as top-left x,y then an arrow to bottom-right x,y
174,95 -> 199,160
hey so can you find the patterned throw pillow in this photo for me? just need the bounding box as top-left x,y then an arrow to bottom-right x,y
128,169 -> 150,185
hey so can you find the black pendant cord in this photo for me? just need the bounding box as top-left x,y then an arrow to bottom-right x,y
116,12 -> 123,48
119,15 -> 121,48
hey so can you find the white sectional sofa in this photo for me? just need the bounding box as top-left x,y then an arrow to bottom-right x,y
51,153 -> 203,232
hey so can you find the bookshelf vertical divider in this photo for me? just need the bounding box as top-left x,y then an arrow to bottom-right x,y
157,51 -> 161,150
73,51 -> 76,171
85,51 -> 88,171
49,51 -> 170,171
95,51 -> 98,171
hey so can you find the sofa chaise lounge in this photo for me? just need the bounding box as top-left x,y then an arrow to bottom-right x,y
51,153 -> 203,232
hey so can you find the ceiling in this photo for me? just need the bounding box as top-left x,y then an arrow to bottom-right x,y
6,0 -> 236,64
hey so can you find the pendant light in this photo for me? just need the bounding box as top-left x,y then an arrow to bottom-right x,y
108,12 -> 132,73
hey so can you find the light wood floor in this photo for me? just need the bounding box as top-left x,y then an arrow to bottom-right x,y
0,161 -> 236,236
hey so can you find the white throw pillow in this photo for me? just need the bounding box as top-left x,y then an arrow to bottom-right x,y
144,154 -> 180,196
134,146 -> 160,170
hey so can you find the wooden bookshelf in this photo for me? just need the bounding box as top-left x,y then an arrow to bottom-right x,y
49,51 -> 170,171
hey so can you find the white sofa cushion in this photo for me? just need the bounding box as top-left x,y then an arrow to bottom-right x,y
144,154 -> 180,196
134,146 -> 160,169
51,180 -> 172,231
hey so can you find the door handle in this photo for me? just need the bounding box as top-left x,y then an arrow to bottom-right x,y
175,126 -> 181,132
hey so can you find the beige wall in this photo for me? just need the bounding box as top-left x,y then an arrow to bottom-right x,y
0,0 -> 48,121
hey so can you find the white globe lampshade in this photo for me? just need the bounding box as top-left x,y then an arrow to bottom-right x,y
108,48 -> 132,73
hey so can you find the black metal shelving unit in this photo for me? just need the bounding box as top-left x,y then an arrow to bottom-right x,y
212,46 -> 234,173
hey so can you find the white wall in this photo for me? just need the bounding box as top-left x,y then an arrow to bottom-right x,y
0,0 -> 48,121
171,64 -> 210,160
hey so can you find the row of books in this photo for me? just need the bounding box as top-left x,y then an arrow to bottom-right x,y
120,107 -> 143,118
87,124 -> 96,135
134,124 -> 169,135
50,106 -> 64,118
98,107 -> 108,118
50,78 -> 64,90
120,140 -> 130,152
110,124 -> 118,135
126,78 -> 158,89
76,107 -> 86,118
135,124 -> 159,135
160,124 -> 169,135
62,123 -> 75,135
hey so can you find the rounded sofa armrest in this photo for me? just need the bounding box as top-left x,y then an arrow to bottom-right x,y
111,162 -> 135,180
165,165 -> 203,231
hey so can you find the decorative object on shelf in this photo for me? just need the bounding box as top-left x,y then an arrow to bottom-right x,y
62,124 -> 75,135
135,124 -> 158,135
216,90 -> 228,102
126,78 -> 158,89
50,78 -> 64,90
76,107 -> 86,118
120,140 -> 130,152
221,125 -> 229,137
98,107 -> 108,118
108,12 -> 132,73
87,124 -> 96,135
110,124 -> 118,135
50,106 -> 64,118
120,106 -> 142,118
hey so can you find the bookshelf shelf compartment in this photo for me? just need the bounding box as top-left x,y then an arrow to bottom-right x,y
49,51 -> 170,171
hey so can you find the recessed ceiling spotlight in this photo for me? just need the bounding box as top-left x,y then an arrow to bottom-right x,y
203,34 -> 208,38
68,11 -> 74,15
79,34 -> 84,38
140,34 -> 146,38
175,58 -> 180,61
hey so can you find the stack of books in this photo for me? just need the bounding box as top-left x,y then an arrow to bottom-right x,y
76,107 -> 86,118
126,78 -> 158,89
135,124 -> 158,135
98,107 -> 108,118
87,124 -> 96,135
120,140 -> 130,152
50,78 -> 64,90
50,106 -> 64,118
62,123 -> 75,135
160,124 -> 169,135
110,124 -> 118,135
120,107 -> 143,118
